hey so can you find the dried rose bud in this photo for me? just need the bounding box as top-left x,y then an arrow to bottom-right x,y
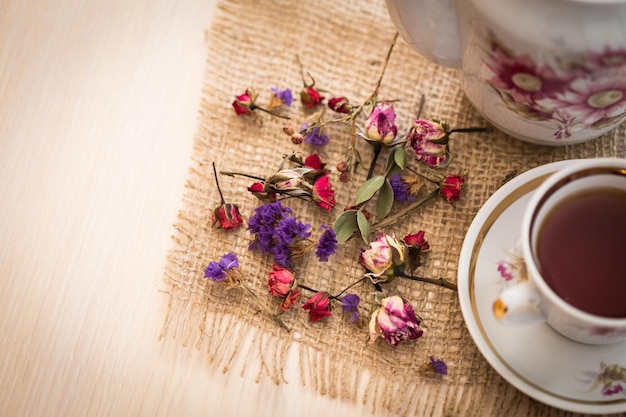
328,96 -> 351,114
368,296 -> 423,346
439,174 -> 465,203
403,230 -> 430,272
336,160 -> 348,172
267,265 -> 296,297
407,119 -> 451,167
364,102 -> 398,145
248,181 -> 276,201
212,203 -> 243,230
300,86 -> 325,108
282,124 -> 295,136
359,233 -> 406,280
280,289 -> 302,311
302,291 -> 332,322
339,171 -> 351,183
270,169 -> 305,191
403,231 -> 429,251
291,133 -> 304,144
232,88 -> 258,116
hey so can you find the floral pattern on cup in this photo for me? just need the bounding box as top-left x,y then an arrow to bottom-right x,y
581,362 -> 626,397
484,36 -> 626,140
496,239 -> 527,283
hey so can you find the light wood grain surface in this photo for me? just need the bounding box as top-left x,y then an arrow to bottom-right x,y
0,1 -> 374,416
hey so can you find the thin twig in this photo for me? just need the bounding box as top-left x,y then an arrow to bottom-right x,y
395,268 -> 458,291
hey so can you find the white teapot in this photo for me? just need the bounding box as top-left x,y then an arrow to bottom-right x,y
385,0 -> 626,145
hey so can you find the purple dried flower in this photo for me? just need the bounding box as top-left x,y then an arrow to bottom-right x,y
389,173 -> 416,202
204,252 -> 239,281
271,87 -> 293,106
301,122 -> 330,146
219,252 -> 239,270
341,293 -> 361,322
204,261 -> 226,281
316,225 -> 338,262
429,356 -> 448,375
247,201 -> 312,268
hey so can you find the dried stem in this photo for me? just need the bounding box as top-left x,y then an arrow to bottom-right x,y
237,282 -> 290,332
395,268 -> 458,291
213,162 -> 226,204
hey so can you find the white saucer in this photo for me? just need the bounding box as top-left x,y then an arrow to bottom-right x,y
458,159 -> 626,415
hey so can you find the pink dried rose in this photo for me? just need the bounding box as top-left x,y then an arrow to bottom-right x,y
302,291 -> 332,322
364,102 -> 398,145
267,265 -> 296,297
328,96 -> 351,113
359,232 -> 406,280
407,119 -> 450,167
270,169 -> 306,191
368,295 -> 423,346
212,203 -> 244,230
311,172 -> 336,210
439,174 -> 465,203
300,86 -> 325,108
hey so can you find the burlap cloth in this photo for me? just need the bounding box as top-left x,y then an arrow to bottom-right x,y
160,0 -> 626,415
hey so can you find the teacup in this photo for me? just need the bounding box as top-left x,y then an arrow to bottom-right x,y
492,158 -> 626,345
384,0 -> 626,146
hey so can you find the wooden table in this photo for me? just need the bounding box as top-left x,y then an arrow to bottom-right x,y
0,1 -> 376,415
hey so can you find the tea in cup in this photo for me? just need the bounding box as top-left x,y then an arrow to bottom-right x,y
493,158 -> 626,344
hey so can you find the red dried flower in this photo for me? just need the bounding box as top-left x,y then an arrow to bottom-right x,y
302,291 -> 332,322
304,153 -> 325,170
280,289 -> 302,311
300,86 -> 325,108
328,96 -> 351,113
248,181 -> 276,201
212,203 -> 243,230
440,174 -> 465,203
232,88 -> 257,116
311,173 -> 336,210
403,231 -> 430,251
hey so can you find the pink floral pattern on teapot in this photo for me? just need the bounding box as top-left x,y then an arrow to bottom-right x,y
484,35 -> 626,140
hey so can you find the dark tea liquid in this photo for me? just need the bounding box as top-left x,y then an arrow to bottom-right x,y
536,188 -> 626,318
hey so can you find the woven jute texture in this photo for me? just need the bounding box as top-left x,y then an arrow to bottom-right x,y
160,0 -> 626,415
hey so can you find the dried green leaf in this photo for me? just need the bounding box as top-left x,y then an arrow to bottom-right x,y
355,175 -> 385,205
333,210 -> 358,243
394,147 -> 409,169
377,179 -> 394,220
357,210 -> 371,243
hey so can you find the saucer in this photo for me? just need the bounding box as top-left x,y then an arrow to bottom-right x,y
457,159 -> 626,415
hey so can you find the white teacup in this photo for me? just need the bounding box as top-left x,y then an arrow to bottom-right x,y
385,0 -> 626,146
493,158 -> 626,345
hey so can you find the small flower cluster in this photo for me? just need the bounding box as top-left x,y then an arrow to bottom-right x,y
247,200 -> 337,269
240,153 -> 336,211
204,33 -> 490,377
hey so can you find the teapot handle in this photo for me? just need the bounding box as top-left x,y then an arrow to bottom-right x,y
384,0 -> 462,69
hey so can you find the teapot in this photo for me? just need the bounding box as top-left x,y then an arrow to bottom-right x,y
385,0 -> 626,145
